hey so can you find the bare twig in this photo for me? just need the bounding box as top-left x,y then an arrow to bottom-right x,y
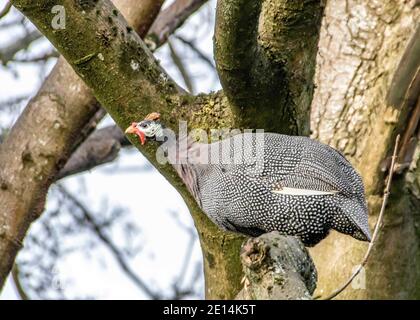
57,185 -> 161,299
169,210 -> 198,290
12,264 -> 29,300
175,35 -> 215,69
148,0 -> 209,48
12,50 -> 58,63
0,15 -> 24,28
396,68 -> 420,170
0,29 -> 43,65
320,134 -> 401,300
0,95 -> 29,110
168,40 -> 194,93
0,2 -> 12,20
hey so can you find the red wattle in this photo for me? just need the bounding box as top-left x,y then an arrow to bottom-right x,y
137,131 -> 146,145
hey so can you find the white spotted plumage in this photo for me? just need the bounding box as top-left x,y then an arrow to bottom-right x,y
186,133 -> 371,246
129,117 -> 371,247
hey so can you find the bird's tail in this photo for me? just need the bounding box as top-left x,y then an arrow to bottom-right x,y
333,195 -> 372,242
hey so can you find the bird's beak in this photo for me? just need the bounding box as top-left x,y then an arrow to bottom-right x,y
125,123 -> 138,134
125,123 -> 146,145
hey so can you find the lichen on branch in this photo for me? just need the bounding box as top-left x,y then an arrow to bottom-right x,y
9,0 -> 328,299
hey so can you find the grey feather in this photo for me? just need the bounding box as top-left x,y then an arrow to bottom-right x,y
177,133 -> 371,246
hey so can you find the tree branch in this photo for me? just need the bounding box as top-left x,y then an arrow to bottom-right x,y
236,232 -> 317,300
0,0 -> 243,300
0,29 -> 43,65
0,0 -> 166,289
147,0 -> 209,48
117,0 -> 165,38
0,2 -> 12,20
55,125 -> 128,180
3,0 -> 327,300
12,0 -> 248,299
175,35 -> 215,69
49,0 -> 214,181
168,39 -> 194,93
12,264 -> 29,300
53,2 -> 215,180
214,0 -> 324,134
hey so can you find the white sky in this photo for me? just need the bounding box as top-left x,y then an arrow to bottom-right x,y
0,0 -> 220,300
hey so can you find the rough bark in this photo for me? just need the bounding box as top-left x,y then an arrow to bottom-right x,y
0,0 -> 164,290
9,1 -> 243,299
0,59 -> 100,288
3,0 -> 325,299
0,0 -> 242,299
214,0 -> 324,134
236,232 -> 317,300
309,0 -> 420,299
53,0 -> 212,181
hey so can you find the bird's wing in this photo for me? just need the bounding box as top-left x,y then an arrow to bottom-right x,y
265,138 -> 358,196
271,176 -> 339,195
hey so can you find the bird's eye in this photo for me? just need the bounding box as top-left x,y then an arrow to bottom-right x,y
140,123 -> 148,128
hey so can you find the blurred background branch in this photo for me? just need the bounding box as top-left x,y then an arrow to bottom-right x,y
0,0 -> 215,300
0,1 -> 12,20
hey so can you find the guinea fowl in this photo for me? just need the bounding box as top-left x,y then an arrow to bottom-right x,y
125,113 -> 371,246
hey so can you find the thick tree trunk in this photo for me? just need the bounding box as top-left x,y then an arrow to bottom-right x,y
309,0 -> 420,299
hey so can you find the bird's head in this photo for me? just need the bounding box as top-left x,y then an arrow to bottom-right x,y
125,112 -> 163,145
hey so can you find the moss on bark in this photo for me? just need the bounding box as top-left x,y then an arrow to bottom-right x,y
9,0 -> 326,299
214,0 -> 324,135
